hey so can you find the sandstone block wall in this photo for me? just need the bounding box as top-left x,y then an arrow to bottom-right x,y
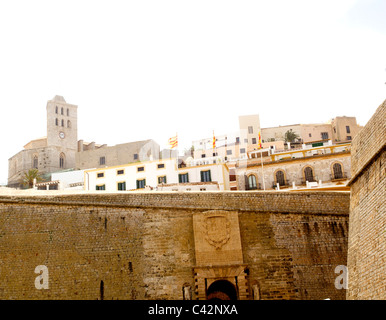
0,191 -> 349,300
347,99 -> 386,300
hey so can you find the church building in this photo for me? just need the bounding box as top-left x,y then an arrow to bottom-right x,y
8,96 -> 78,188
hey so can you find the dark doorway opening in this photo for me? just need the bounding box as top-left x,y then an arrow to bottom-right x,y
206,280 -> 237,300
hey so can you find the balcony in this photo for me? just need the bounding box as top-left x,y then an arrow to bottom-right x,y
245,183 -> 262,191
300,177 -> 318,185
272,180 -> 290,189
330,173 -> 348,181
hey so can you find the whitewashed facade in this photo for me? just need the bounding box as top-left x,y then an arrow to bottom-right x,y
84,158 -> 230,192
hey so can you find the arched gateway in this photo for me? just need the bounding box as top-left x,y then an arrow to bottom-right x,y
207,280 -> 238,300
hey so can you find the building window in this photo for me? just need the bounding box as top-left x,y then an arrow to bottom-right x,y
275,170 -> 285,186
332,163 -> 343,180
96,185 -> 105,191
59,153 -> 65,169
346,126 -> 350,134
61,119 -> 64,127
179,173 -> 189,183
55,106 -> 58,114
117,169 -> 124,175
137,166 -> 144,172
61,107 -> 64,115
309,133 -> 312,137
67,120 -> 71,128
134,154 -> 138,161
200,170 -> 212,182
246,174 -> 257,190
97,172 -> 104,178
321,132 -> 329,140
304,166 -> 315,182
229,169 -> 236,182
347,136 -> 352,140
244,138 -> 248,143
100,157 -> 106,165
248,126 -> 253,134
201,154 -> 206,158
67,108 -> 69,116
240,148 -> 246,154
158,176 -> 167,184
55,118 -> 58,126
157,163 -> 165,169
236,137 -> 240,143
33,155 -> 38,169
136,179 -> 146,189
252,138 -> 257,144
227,150 -> 232,155
117,182 -> 126,191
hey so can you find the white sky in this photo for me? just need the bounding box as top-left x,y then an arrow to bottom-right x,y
1,0 -> 385,184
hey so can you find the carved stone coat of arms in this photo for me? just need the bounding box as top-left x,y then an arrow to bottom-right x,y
204,215 -> 231,250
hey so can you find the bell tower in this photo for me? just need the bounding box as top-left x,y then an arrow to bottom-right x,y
46,95 -> 78,170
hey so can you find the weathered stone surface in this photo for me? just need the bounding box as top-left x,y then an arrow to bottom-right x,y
347,99 -> 386,300
0,191 -> 349,300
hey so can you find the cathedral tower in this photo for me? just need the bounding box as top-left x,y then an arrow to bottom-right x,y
46,95 -> 78,171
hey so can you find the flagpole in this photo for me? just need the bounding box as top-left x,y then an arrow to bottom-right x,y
260,150 -> 265,191
176,133 -> 179,190
258,131 -> 266,191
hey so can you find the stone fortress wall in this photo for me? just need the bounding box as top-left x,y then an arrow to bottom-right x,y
347,99 -> 385,300
0,191 -> 349,300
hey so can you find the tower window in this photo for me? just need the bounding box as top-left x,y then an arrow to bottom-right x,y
67,108 -> 69,116
61,119 -> 64,127
55,106 -> 58,114
61,107 -> 64,115
33,155 -> 38,169
59,153 -> 65,169
55,118 -> 58,126
67,120 -> 71,128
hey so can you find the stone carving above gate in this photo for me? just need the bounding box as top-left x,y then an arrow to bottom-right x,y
193,210 -> 243,266
204,214 -> 231,250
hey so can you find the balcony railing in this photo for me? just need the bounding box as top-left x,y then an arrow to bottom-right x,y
272,180 -> 290,189
300,177 -> 318,184
245,183 -> 262,191
330,173 -> 348,181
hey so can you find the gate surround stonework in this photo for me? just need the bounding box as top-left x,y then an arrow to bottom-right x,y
193,210 -> 248,300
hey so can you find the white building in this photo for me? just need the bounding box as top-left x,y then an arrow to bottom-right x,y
84,158 -> 230,192
35,169 -> 87,190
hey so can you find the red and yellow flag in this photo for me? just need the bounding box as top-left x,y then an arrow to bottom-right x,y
258,131 -> 262,149
212,131 -> 216,149
168,134 -> 178,149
